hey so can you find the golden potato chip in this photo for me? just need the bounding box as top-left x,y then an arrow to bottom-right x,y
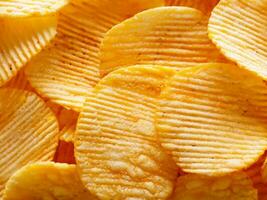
170,172 -> 257,200
157,63 -> 267,176
245,154 -> 267,200
208,0 -> 267,79
0,88 -> 59,196
75,65 -> 177,199
3,162 -> 97,200
0,16 -> 57,87
25,0 -> 163,112
0,0 -> 68,17
99,6 -> 226,76
54,141 -> 75,164
165,0 -> 219,13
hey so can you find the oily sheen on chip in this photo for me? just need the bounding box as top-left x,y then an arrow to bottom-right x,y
157,63 -> 267,175
25,0 -> 163,112
75,65 -> 177,200
3,162 -> 97,200
0,89 -> 59,196
99,6 -> 226,76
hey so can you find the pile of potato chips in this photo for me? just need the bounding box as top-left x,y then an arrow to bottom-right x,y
1,0 -> 267,199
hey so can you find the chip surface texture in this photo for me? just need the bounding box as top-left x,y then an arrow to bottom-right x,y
157,63 -> 267,175
100,6 -> 226,76
0,89 -> 59,196
208,0 -> 267,79
75,65 -> 177,199
3,162 -> 97,200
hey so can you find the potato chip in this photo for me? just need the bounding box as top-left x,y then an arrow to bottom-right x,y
157,63 -> 267,176
0,16 -> 57,87
170,172 -> 257,200
3,162 -> 97,200
208,0 -> 267,79
54,141 -> 75,164
245,154 -> 267,200
0,0 -> 68,17
165,0 -> 219,13
0,88 -> 59,196
25,0 -> 163,112
75,65 -> 177,199
99,6 -> 226,76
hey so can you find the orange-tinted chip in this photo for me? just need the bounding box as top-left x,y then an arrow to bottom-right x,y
157,63 -> 267,176
3,162 -> 97,200
165,0 -> 219,13
0,0 -> 69,17
54,141 -> 75,164
75,65 -> 177,199
0,88 -> 59,196
25,0 -> 163,112
245,154 -> 267,200
208,0 -> 267,79
4,70 -> 32,91
171,172 -> 257,200
0,16 -> 57,87
99,6 -> 226,76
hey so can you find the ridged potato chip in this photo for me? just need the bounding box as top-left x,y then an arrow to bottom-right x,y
0,88 -> 59,196
208,0 -> 267,79
54,141 -> 75,164
99,7 -> 226,76
165,0 -> 219,13
75,65 -> 177,199
245,155 -> 267,200
3,162 -> 97,200
0,16 -> 57,87
170,172 -> 257,200
25,0 -> 163,112
0,0 -> 68,17
157,63 -> 267,176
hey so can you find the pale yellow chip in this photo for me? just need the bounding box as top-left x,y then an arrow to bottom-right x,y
99,6 -> 226,76
165,0 -> 219,13
208,0 -> 267,79
0,16 -> 57,87
3,162 -> 97,200
54,140 -> 76,164
75,65 -> 177,199
170,172 -> 257,200
0,88 -> 59,196
0,0 -> 69,17
245,155 -> 267,200
157,63 -> 267,176
25,0 -> 163,112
